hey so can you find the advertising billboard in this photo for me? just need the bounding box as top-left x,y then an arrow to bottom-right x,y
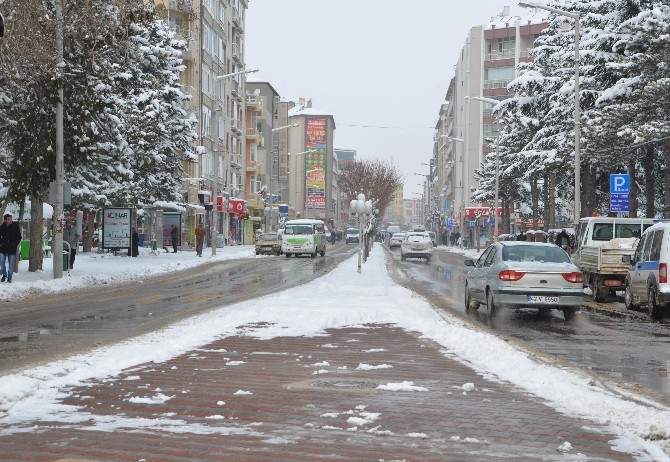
102,208 -> 132,249
305,118 -> 327,209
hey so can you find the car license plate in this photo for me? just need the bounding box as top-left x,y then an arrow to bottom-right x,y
527,295 -> 559,304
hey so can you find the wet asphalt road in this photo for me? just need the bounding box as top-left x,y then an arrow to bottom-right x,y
387,245 -> 670,406
2,242 -> 669,407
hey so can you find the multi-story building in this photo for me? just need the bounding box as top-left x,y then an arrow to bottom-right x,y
404,198 -> 422,229
154,0 -> 250,244
287,99 -> 337,225
435,6 -> 545,244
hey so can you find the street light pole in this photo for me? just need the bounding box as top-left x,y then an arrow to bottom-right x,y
465,96 -> 501,241
52,0 -> 64,279
519,1 -> 580,225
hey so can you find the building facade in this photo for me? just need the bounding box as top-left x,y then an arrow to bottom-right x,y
434,6 -> 546,243
155,0 -> 251,244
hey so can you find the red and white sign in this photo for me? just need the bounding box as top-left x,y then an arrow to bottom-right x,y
229,199 -> 247,218
464,207 -> 503,218
216,195 -> 228,213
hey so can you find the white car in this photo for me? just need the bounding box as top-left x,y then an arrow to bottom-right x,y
388,232 -> 405,249
400,232 -> 433,262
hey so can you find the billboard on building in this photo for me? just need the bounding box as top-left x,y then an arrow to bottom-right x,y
305,118 -> 327,209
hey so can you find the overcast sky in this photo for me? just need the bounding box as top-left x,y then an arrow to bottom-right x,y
245,1 -> 530,200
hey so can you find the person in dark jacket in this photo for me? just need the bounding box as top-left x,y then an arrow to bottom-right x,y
0,213 -> 22,283
170,224 -> 179,253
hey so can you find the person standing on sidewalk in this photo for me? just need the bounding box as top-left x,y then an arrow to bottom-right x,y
63,219 -> 80,270
170,224 -> 179,253
0,213 -> 21,283
194,222 -> 205,257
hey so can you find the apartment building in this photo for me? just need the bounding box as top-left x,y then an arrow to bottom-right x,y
154,0 -> 250,243
434,6 -> 546,243
287,100 -> 337,224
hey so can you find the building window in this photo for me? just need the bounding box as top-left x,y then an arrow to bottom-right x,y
250,175 -> 260,194
483,123 -> 500,139
485,66 -> 515,81
250,143 -> 257,163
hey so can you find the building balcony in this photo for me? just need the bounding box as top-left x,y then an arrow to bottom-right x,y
245,161 -> 260,173
232,8 -> 243,30
230,153 -> 243,168
483,79 -> 512,90
245,127 -> 261,143
232,43 -> 241,62
245,94 -> 263,111
230,79 -> 240,97
230,118 -> 242,135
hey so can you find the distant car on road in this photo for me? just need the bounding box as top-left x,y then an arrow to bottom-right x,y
464,241 -> 583,321
400,232 -> 433,262
388,232 -> 405,249
346,227 -> 360,244
255,232 -> 282,255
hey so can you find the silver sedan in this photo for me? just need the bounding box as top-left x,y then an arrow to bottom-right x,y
464,241 -> 584,321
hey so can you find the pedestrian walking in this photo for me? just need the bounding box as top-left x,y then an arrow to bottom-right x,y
63,219 -> 80,270
170,224 -> 179,253
0,213 -> 21,283
194,223 -> 206,257
129,228 -> 139,257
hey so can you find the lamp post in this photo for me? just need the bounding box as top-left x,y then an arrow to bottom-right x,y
52,0 -> 65,278
210,68 -> 258,254
349,193 -> 373,273
265,124 -> 299,232
519,1 -> 580,225
465,95 -> 501,241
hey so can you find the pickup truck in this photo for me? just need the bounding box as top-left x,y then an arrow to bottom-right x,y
574,238 -> 637,302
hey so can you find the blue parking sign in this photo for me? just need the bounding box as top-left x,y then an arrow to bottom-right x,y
447,218 -> 453,230
610,174 -> 630,194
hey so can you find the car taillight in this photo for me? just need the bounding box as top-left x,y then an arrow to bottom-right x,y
499,270 -> 525,281
660,263 -> 667,284
562,272 -> 583,284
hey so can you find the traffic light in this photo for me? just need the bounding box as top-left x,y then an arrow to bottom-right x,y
0,12 -> 4,38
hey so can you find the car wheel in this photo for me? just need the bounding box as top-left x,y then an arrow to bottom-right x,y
647,285 -> 661,319
401,253 -> 406,261
624,282 -> 638,310
425,256 -> 431,263
320,249 -> 325,257
465,283 -> 479,311
562,307 -> 576,322
285,253 -> 291,258
311,251 -> 316,258
486,289 -> 497,316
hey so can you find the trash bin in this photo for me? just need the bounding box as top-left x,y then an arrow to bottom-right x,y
62,251 -> 69,271
138,233 -> 146,247
216,233 -> 225,248
20,240 -> 30,260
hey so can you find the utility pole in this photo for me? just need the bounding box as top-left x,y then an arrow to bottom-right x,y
52,0 -> 64,279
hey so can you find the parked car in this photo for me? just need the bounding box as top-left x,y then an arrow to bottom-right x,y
345,227 -> 360,244
400,232 -> 433,262
255,232 -> 282,255
624,221 -> 670,319
464,241 -> 584,321
388,232 -> 405,249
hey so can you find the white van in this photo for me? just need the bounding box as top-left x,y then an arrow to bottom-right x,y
624,221 -> 670,319
281,219 -> 326,258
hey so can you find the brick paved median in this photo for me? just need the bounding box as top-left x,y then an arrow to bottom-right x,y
0,324 -> 634,461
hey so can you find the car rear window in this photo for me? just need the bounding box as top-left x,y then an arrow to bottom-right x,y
502,246 -> 570,263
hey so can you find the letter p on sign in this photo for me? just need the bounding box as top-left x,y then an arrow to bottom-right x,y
610,174 -> 630,195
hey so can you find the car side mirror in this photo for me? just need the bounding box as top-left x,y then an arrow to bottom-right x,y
464,259 -> 475,267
